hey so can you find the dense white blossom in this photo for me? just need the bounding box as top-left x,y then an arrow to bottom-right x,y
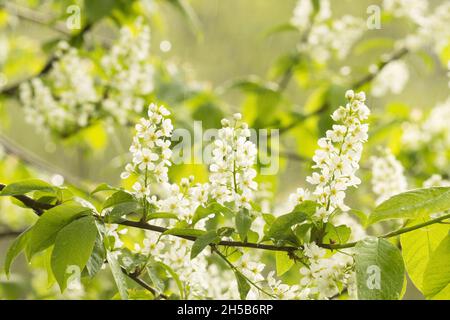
371,60 -> 409,97
209,113 -> 258,210
371,149 -> 408,204
121,103 -> 173,200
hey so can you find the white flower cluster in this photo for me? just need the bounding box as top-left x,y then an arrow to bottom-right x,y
402,97 -> 450,170
291,0 -> 331,31
371,60 -> 409,97
371,149 -> 408,205
121,103 -> 173,199
298,243 -> 353,299
289,90 -> 370,222
399,2 -> 450,54
101,17 -> 155,124
20,42 -> 97,135
423,174 -> 450,188
291,1 -> 365,63
209,113 -> 258,210
383,0 -> 428,25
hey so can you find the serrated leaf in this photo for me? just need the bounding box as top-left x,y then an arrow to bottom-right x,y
27,203 -> 91,258
51,215 -> 98,292
354,237 -> 405,300
368,187 -> 450,225
4,227 -> 32,276
423,233 -> 450,299
0,179 -> 55,196
190,231 -> 219,259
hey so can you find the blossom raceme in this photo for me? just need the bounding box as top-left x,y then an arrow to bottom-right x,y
120,103 -> 173,200
288,90 -> 370,222
209,113 -> 258,210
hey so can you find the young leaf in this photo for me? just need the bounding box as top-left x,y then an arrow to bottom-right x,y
368,187 -> 450,225
423,233 -> 450,299
0,179 -> 55,196
265,201 -> 315,244
51,215 -> 98,292
235,209 -> 252,241
354,237 -> 405,300
192,201 -> 233,225
147,212 -> 179,221
27,203 -> 91,258
4,227 -> 32,276
400,220 -> 449,293
107,251 -> 129,300
322,224 -> 351,245
276,251 -> 294,276
234,271 -> 250,300
190,231 -> 219,259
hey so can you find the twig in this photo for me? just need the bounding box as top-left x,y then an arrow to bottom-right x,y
122,268 -> 169,300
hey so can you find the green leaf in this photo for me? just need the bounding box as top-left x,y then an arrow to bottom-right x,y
322,224 -> 351,245
146,265 -> 165,293
157,261 -> 184,299
354,237 -> 405,300
85,0 -> 116,22
85,233 -> 106,278
91,183 -> 120,195
0,179 -> 55,196
265,201 -> 315,244
106,202 -> 139,223
51,215 -> 98,291
103,190 -> 135,210
162,228 -> 206,238
107,251 -> 129,300
276,251 -> 294,276
265,23 -> 299,37
235,209 -> 252,241
400,220 -> 449,293
190,231 -> 219,259
192,202 -> 233,225
368,187 -> 450,225
27,203 -> 91,258
147,212 -> 179,221
423,233 -> 450,299
234,271 -> 250,300
4,227 -> 32,276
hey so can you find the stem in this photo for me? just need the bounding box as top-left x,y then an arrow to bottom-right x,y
122,268 -> 169,300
